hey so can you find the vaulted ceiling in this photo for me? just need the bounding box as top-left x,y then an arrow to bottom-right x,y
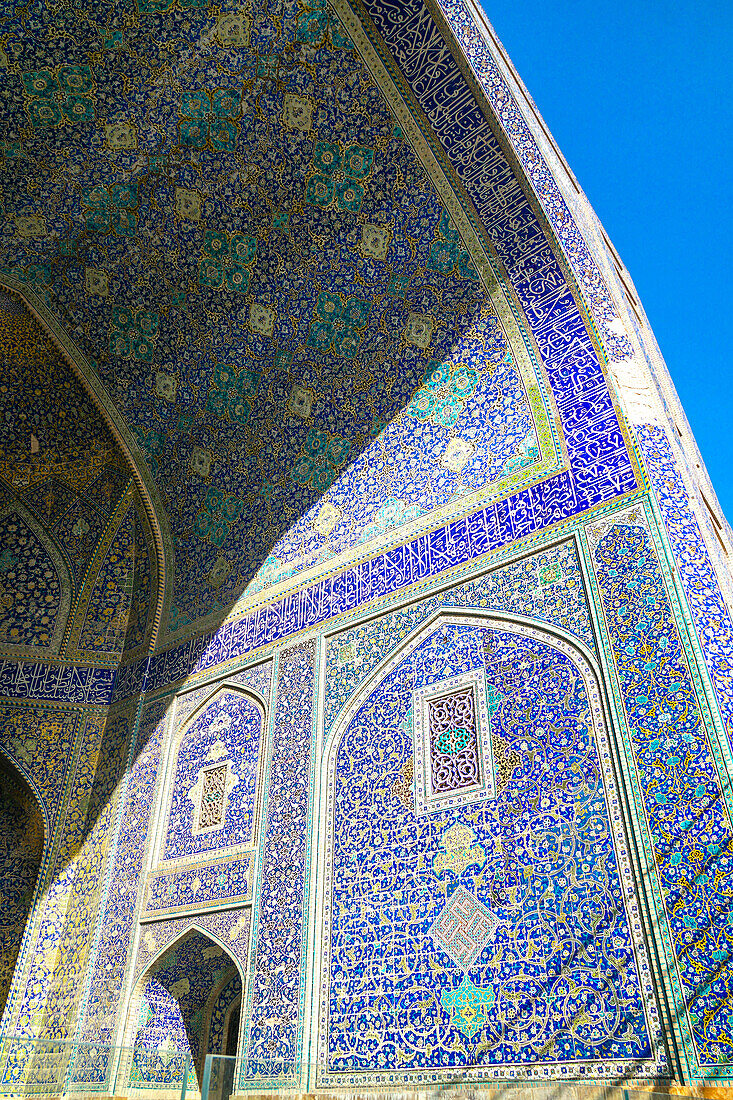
0,0 -> 584,644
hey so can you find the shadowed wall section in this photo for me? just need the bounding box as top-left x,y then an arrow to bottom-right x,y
0,756 -> 43,1023
0,291 -> 159,1049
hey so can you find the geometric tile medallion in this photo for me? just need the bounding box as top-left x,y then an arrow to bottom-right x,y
428,885 -> 501,971
412,667 -> 495,816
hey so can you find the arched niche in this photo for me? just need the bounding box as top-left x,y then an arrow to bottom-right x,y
315,610 -> 667,1087
157,686 -> 267,866
123,927 -> 244,1100
0,281 -> 167,651
0,751 -> 45,1024
0,493 -> 73,657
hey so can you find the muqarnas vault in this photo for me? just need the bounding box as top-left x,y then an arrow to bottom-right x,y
0,0 -> 732,1094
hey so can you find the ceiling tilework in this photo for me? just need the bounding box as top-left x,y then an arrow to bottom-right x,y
0,0 -> 553,637
0,294 -> 153,661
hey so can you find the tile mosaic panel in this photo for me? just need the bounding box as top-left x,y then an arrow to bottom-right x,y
0,0 -> 572,637
76,509 -> 134,657
121,506 -> 155,656
0,508 -> 64,652
319,620 -> 664,1086
0,295 -> 153,666
0,301 -> 135,610
0,300 -> 117,499
163,689 -> 263,861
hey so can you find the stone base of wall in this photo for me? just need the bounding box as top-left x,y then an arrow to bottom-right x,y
227,1088 -> 733,1100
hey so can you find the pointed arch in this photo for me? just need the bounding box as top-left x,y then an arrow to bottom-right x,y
174,681 -> 268,743
314,608 -> 666,1086
0,278 -> 167,652
120,925 -> 245,1094
324,606 -> 604,762
152,683 -> 268,868
0,490 -> 73,657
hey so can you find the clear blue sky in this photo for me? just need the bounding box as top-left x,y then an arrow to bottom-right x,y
482,1 -> 733,522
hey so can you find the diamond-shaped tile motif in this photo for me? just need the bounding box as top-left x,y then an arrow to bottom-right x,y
428,885 -> 500,971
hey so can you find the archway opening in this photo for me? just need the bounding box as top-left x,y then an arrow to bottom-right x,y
129,929 -> 242,1100
0,753 -> 44,1023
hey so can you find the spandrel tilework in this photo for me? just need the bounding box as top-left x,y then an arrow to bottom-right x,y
325,540 -> 594,734
319,622 -> 664,1085
172,659 -> 273,731
133,910 -> 251,991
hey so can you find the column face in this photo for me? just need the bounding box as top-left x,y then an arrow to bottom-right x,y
239,643 -> 316,1089
589,514 -> 733,1076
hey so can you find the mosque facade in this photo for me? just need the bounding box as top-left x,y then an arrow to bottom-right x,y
1,0 -> 733,1096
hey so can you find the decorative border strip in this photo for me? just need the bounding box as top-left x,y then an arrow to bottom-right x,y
0,658 -> 115,704
239,642 -> 316,1090
141,854 -> 252,920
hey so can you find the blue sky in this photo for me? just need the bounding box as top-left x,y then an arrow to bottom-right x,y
482,0 -> 733,521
